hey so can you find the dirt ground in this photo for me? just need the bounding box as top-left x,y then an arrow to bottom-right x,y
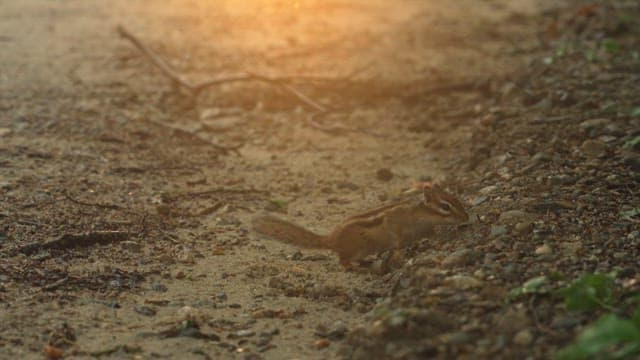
1,0 -> 639,359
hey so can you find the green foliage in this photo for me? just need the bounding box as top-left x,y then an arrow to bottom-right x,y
601,38 -> 622,53
558,273 -> 616,312
509,276 -> 550,300
630,107 -> 640,117
601,102 -> 618,113
620,208 -> 640,222
556,312 -> 640,360
269,199 -> 287,209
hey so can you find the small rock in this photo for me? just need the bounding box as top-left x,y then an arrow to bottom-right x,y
152,283 -> 168,292
441,249 -> 479,268
177,306 -> 195,321
534,244 -> 552,256
580,139 -> 607,158
604,124 -> 624,137
376,168 -> 394,182
442,332 -> 472,344
336,181 -> 359,191
494,307 -> 530,333
473,269 -> 485,279
514,221 -> 533,235
470,196 -> 488,206
315,338 -> 331,349
444,275 -> 482,290
203,116 -> 246,132
579,118 -> 610,130
328,321 -> 347,340
551,315 -> 583,329
216,292 -> 228,301
499,210 -> 533,224
605,174 -> 621,186
0,128 -> 12,137
134,305 -> 157,316
174,271 -> 186,279
479,185 -> 498,195
120,241 -> 142,252
549,174 -> 576,185
492,238 -> 507,250
233,330 -> 256,338
513,329 -> 534,346
530,200 -> 575,212
599,135 -> 617,143
531,152 -> 550,163
490,225 -> 507,237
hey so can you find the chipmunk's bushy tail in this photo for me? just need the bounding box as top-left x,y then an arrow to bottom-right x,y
252,215 -> 328,249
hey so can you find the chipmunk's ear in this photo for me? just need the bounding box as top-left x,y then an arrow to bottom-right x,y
422,184 -> 438,203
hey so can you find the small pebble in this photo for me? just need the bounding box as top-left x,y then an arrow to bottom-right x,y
534,244 -> 552,256
315,338 -> 331,349
376,168 -> 394,182
513,329 -> 534,346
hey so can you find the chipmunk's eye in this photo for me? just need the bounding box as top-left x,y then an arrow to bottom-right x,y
439,202 -> 451,212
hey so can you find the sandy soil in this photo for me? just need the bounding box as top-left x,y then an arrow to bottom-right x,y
2,1 -> 639,359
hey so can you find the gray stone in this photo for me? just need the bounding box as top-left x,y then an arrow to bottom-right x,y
441,249 -> 480,268
499,210 -> 533,224
531,152 -> 551,163
444,275 -> 482,289
534,244 -> 552,256
549,174 -> 576,185
580,140 -> 607,158
513,329 -> 534,346
579,118 -> 610,130
491,225 -> 508,237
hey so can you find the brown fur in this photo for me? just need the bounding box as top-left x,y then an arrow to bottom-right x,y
252,185 -> 468,267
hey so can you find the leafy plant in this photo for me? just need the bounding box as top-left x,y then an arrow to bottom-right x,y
623,136 -> 640,150
601,38 -> 622,53
509,275 -> 550,299
269,199 -> 287,209
557,311 -> 640,360
621,208 -> 640,223
601,102 -> 618,113
558,273 -> 616,312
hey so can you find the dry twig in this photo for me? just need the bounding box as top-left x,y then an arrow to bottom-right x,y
117,25 -> 328,112
63,191 -> 123,210
10,231 -> 130,256
117,25 -> 379,137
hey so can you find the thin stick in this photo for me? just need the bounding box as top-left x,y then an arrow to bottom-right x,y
117,25 -> 328,112
142,116 -> 243,155
63,191 -> 123,210
305,112 -> 382,137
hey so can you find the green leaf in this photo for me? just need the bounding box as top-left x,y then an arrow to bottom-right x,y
633,304 -> 640,328
557,315 -> 640,360
601,102 -> 618,113
602,38 -> 621,53
621,208 -> 640,222
558,273 -> 615,312
630,107 -> 640,117
523,276 -> 550,294
269,199 -> 286,209
509,276 -> 549,300
623,136 -> 640,150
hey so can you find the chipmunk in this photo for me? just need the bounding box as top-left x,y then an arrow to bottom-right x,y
252,184 -> 469,268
